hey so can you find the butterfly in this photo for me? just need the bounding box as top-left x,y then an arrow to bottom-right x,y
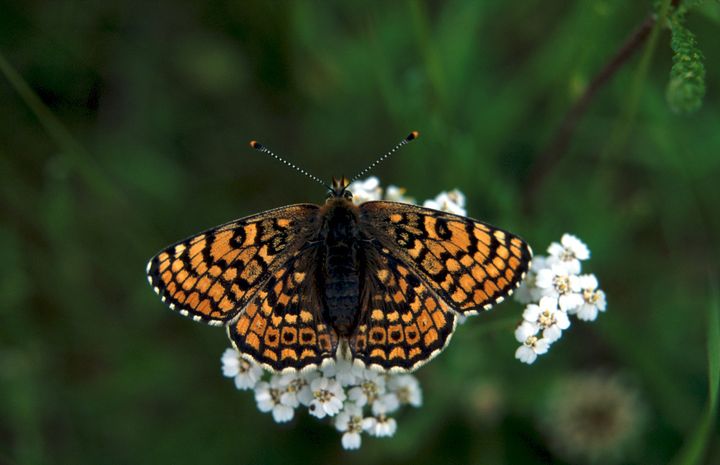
146,132 -> 532,373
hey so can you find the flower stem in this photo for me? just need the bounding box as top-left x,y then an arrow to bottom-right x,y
523,0 -> 681,212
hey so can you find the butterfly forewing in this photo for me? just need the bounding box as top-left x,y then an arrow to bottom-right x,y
359,201 -> 532,315
146,204 -> 320,325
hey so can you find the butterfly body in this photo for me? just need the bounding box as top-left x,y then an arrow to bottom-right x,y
317,197 -> 364,336
147,177 -> 532,373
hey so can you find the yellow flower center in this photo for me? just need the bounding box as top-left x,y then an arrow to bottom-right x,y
538,310 -> 555,327
553,275 -> 571,294
584,289 -> 599,304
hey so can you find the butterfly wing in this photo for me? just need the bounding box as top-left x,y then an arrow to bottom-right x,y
227,248 -> 339,372
350,248 -> 456,372
146,204 -> 320,326
360,201 -> 532,315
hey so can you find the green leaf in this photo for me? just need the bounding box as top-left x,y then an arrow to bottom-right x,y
670,278 -> 720,465
665,15 -> 706,114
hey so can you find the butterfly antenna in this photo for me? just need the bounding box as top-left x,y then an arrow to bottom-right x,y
351,131 -> 419,182
249,140 -> 330,190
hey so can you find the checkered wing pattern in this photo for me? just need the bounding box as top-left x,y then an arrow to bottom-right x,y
350,249 -> 456,372
360,201 -> 532,315
227,249 -> 339,372
146,205 -> 320,326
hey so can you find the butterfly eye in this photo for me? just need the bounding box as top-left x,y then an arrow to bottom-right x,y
343,190 -> 353,201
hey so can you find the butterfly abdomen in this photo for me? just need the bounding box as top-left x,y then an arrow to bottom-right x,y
319,200 -> 363,336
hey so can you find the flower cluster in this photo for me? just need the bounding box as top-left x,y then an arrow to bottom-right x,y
513,234 -> 606,364
221,350 -> 422,450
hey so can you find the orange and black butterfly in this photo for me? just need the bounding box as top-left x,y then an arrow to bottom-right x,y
146,132 -> 532,373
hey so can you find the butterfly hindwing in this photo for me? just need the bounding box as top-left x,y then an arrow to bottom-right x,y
227,249 -> 339,372
360,201 -> 532,315
350,248 -> 457,372
146,204 -> 320,325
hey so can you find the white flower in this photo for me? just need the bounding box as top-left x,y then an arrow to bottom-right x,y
523,296 -> 570,343
372,392 -> 400,415
514,256 -> 552,304
515,320 -> 540,343
277,372 -> 309,408
513,283 -> 533,305
255,376 -> 295,423
307,376 -> 346,419
296,370 -> 321,406
347,369 -> 386,407
536,263 -> 583,311
322,358 -> 363,387
221,348 -> 263,391
513,234 -> 607,366
547,234 -> 590,274
515,336 -> 551,364
364,415 -> 397,438
575,274 -> 607,321
423,189 -> 467,216
515,322 -> 550,364
347,177 -> 382,204
335,403 -> 366,450
341,430 -> 361,450
384,185 -> 415,203
387,375 -> 422,407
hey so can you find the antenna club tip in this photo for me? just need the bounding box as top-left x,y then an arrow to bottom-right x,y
249,140 -> 262,149
407,131 -> 420,141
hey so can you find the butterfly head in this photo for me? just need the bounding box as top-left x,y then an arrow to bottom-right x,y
327,176 -> 353,202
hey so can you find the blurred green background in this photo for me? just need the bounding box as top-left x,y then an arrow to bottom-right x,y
1,1 -> 719,464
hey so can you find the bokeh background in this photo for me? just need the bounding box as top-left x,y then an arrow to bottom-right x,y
1,1 -> 719,464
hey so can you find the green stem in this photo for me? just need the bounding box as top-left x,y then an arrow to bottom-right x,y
603,0 -> 672,157
670,277 -> 720,465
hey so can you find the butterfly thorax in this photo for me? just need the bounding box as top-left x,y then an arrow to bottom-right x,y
317,197 -> 363,337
